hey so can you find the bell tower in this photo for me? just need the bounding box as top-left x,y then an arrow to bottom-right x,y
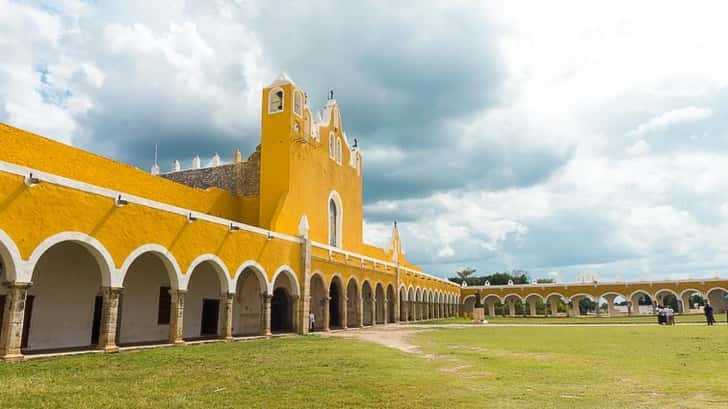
259,73 -> 296,229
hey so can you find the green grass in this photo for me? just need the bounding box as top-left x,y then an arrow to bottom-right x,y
1,325 -> 727,408
415,313 -> 718,325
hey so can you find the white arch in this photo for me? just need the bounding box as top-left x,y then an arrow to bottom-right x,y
482,294 -> 503,303
268,87 -> 285,114
524,293 -> 545,302
415,287 -> 423,302
569,293 -> 597,302
544,292 -> 567,302
462,294 -> 475,304
327,191 -> 343,248
679,288 -> 705,298
628,289 -> 655,301
119,243 -> 183,290
27,231 -> 115,286
653,288 -> 680,300
0,228 -> 23,283
271,265 -> 301,296
502,293 -> 524,303
705,287 -> 728,297
309,270 -> 327,286
232,260 -> 269,295
329,272 -> 345,291
182,254 -> 231,293
599,291 -> 628,299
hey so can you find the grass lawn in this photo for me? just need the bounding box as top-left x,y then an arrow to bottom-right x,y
415,313 -> 718,325
1,325 -> 727,408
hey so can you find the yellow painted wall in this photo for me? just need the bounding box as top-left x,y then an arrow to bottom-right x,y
0,75 -> 461,296
259,80 -> 363,252
0,170 -> 299,282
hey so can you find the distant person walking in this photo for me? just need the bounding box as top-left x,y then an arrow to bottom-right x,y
309,311 -> 316,332
704,303 -> 715,326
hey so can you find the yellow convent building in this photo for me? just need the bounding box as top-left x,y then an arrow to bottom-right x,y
0,74 -> 460,361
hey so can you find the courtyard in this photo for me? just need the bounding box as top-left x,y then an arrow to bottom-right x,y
1,323 -> 726,408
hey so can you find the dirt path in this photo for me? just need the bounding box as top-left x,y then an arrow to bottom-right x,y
323,325 -> 435,358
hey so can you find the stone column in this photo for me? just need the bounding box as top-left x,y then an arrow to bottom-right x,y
550,299 -> 558,316
485,301 -> 493,317
323,296 -> 331,331
571,298 -> 581,317
262,293 -> 272,336
220,292 -> 234,340
522,302 -> 527,318
1,282 -> 31,361
508,300 -> 516,317
383,298 -> 388,325
300,235 -> 312,335
291,294 -> 300,333
168,289 -> 187,346
356,293 -> 364,328
341,295 -> 348,329
98,286 -> 123,353
604,295 -> 617,317
529,301 -> 537,317
595,298 -> 602,317
681,294 -> 692,313
370,295 -> 377,326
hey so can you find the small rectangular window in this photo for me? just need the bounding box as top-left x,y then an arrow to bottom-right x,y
158,287 -> 171,325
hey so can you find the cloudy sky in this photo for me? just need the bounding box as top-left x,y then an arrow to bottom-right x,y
3,0 -> 728,282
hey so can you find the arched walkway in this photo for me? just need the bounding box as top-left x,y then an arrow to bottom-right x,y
463,296 -> 476,316
362,281 -> 373,326
399,287 -> 407,321
271,270 -> 298,333
346,278 -> 361,328
630,291 -> 654,316
386,284 -> 396,323
184,260 -> 227,340
234,267 -> 267,336
407,287 -> 415,321
309,274 -> 327,331
329,276 -> 345,329
25,241 -> 108,352
119,252 -> 177,345
680,289 -> 704,313
375,283 -> 385,324
706,288 -> 727,313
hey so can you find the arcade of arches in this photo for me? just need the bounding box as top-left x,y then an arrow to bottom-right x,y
460,281 -> 728,318
0,234 -> 459,361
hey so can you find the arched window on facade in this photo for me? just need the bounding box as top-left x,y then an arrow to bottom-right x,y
329,133 -> 335,159
269,88 -> 284,113
329,198 -> 339,247
294,90 -> 303,116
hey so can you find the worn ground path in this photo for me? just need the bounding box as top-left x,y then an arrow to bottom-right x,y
322,321 -> 723,358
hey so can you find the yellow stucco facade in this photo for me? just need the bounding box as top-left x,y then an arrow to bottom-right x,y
0,74 -> 459,360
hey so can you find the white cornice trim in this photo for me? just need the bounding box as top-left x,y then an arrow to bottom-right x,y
0,160 -> 303,244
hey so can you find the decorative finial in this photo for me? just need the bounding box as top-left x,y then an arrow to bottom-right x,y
394,220 -> 398,228
151,143 -> 160,175
353,138 -> 358,148
328,89 -> 334,100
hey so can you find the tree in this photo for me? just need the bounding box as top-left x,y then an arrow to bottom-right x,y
449,267 -> 479,285
535,278 -> 555,284
457,267 -> 477,281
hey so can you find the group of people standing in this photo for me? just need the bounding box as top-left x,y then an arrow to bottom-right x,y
656,305 -> 675,325
656,303 -> 724,326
